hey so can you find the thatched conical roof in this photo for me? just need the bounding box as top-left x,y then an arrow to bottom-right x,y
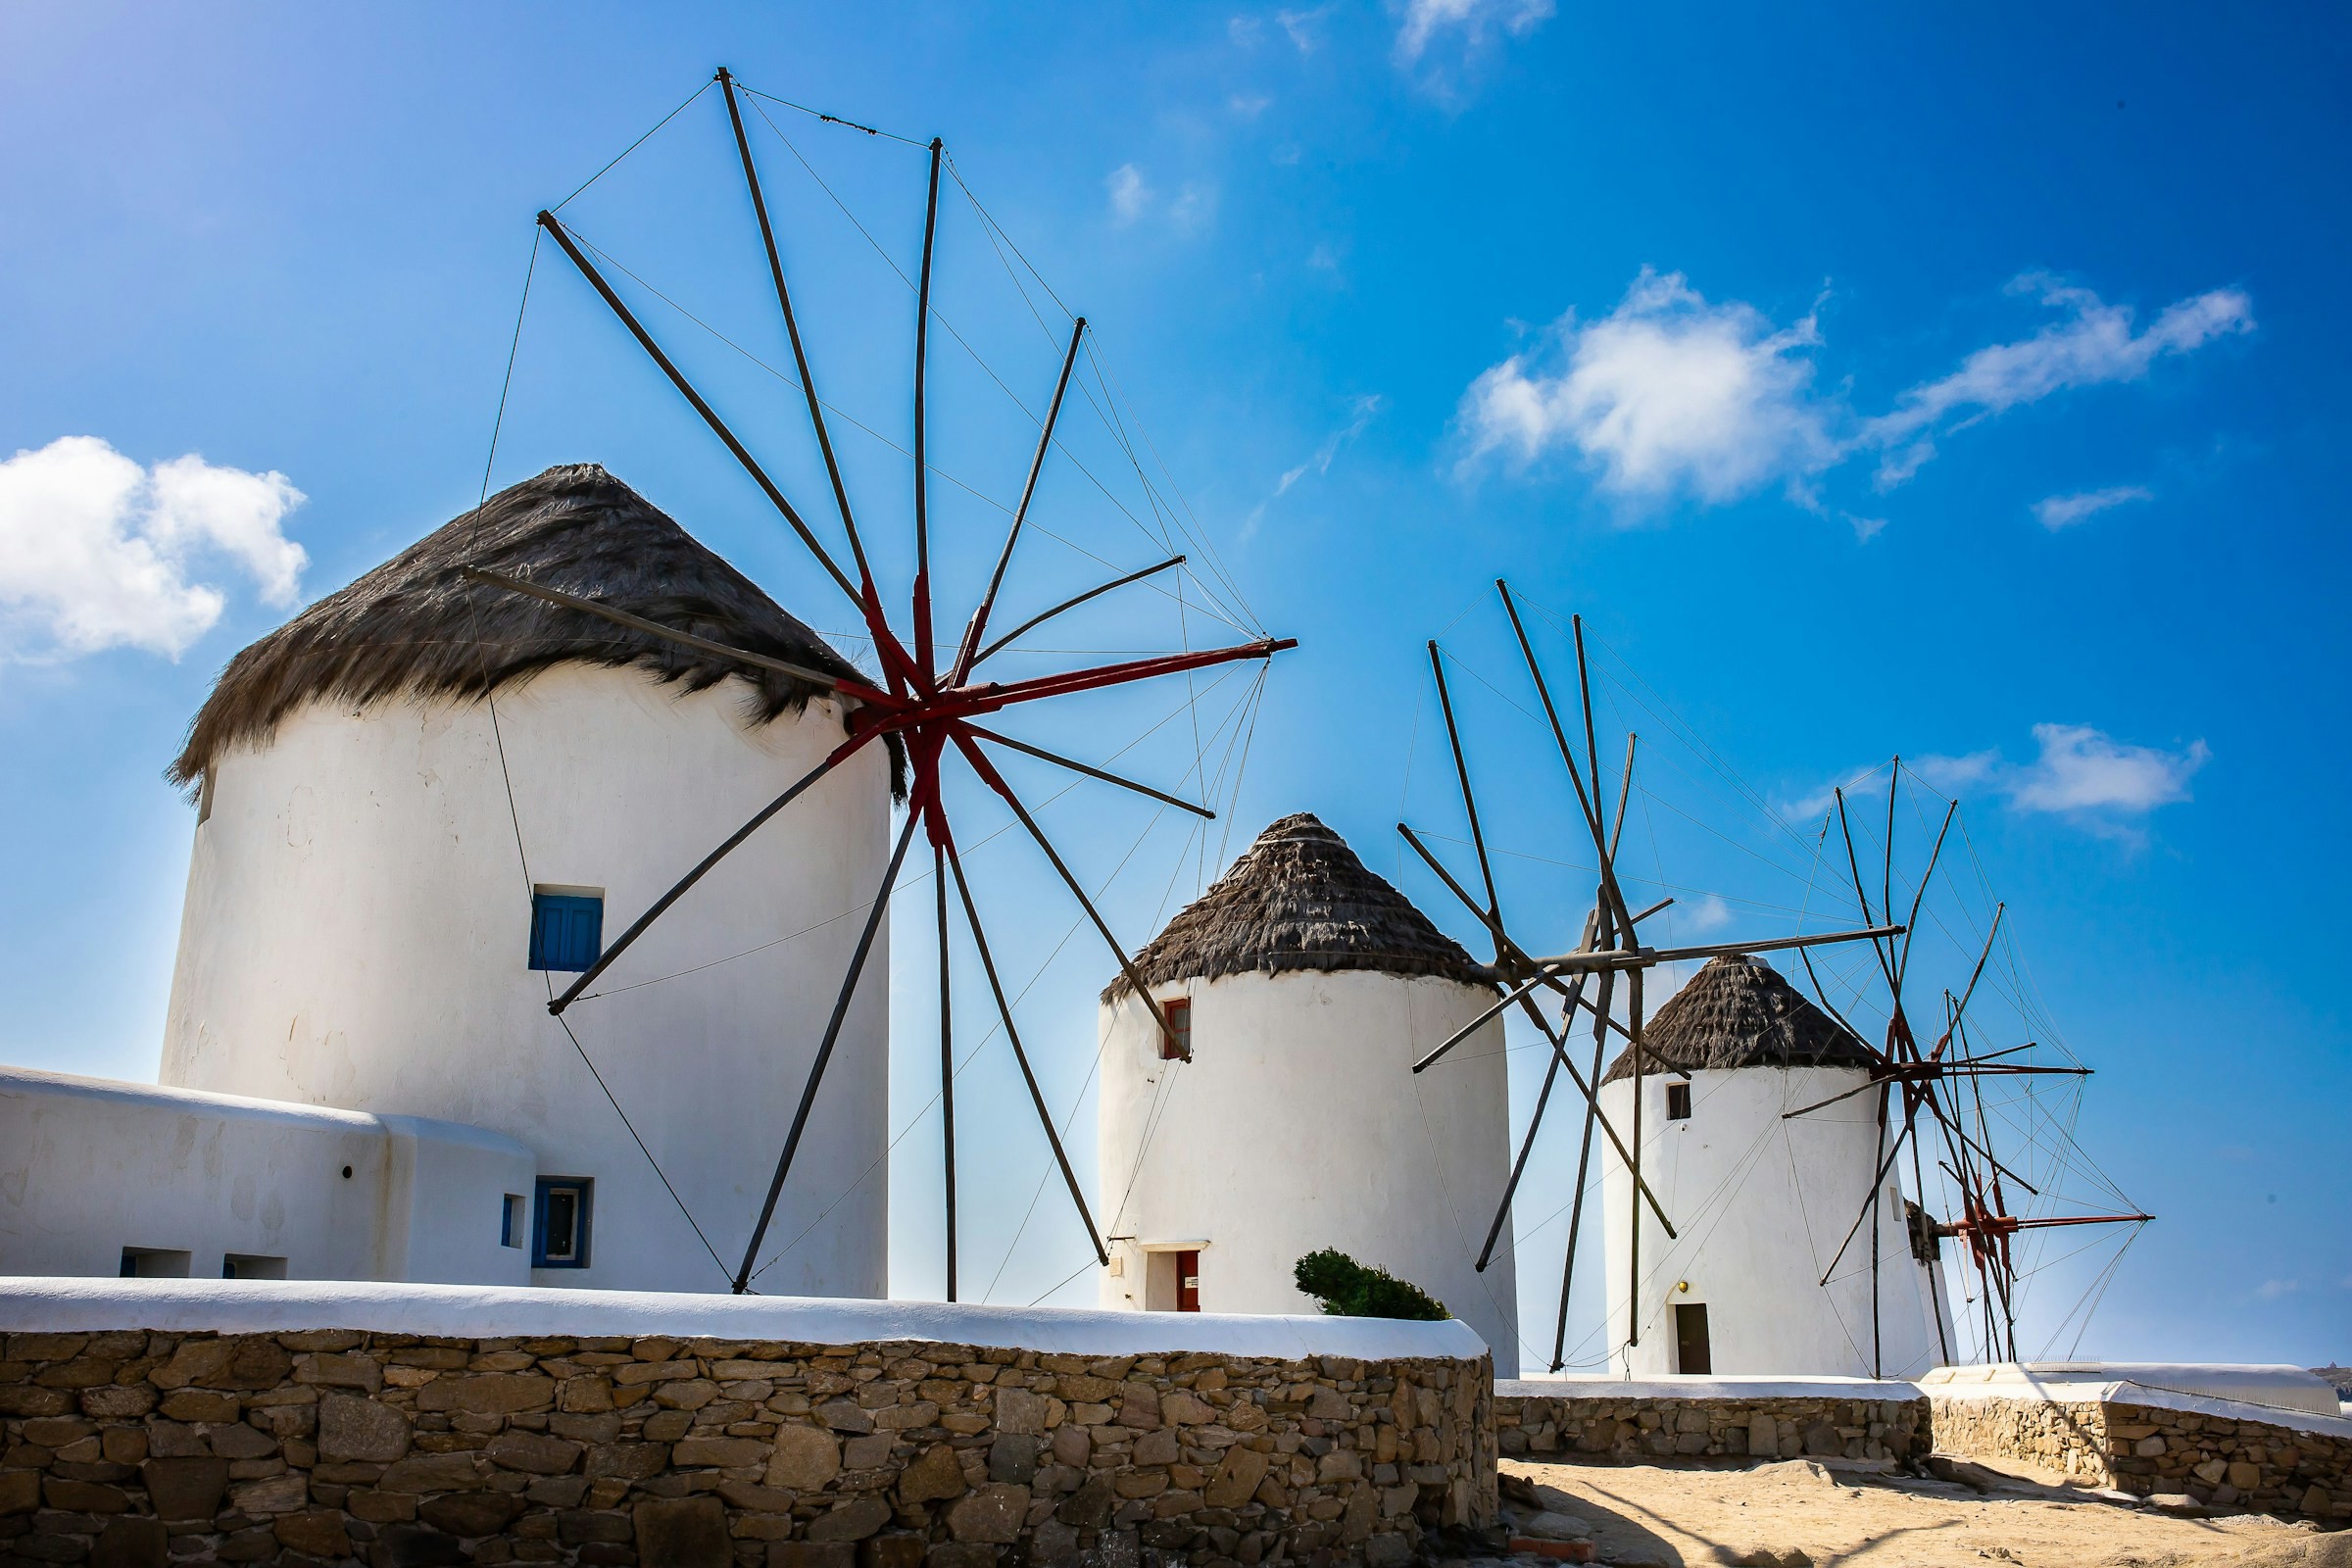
1102,812 -> 1491,1002
170,464 -> 902,792
1601,953 -> 1872,1083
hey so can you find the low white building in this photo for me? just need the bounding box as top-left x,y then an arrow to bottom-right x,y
0,465 -> 896,1296
1598,954 -> 1954,1379
1095,813 -> 1522,1375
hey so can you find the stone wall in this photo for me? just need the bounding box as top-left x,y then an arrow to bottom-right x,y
1494,1387 -> 1927,1465
1930,1396 -> 2352,1523
0,1328 -> 1494,1567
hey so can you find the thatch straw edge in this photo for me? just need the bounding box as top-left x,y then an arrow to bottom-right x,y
169,464 -> 905,796
1103,812 -> 1491,1002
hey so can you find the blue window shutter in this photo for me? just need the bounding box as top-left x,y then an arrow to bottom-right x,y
529,893 -> 605,972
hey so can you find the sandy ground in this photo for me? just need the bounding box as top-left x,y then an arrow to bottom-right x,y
1499,1456 -> 2352,1568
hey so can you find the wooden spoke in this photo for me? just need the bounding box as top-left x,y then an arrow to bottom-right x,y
550,735 -> 871,1013
962,722 -> 1213,819
943,836 -> 1108,1266
970,555 -> 1186,671
953,317 -> 1088,685
535,211 -> 861,609
734,810 -> 920,1292
911,138 -> 944,683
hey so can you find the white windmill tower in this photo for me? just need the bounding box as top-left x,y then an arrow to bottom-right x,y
1095,812 -> 1522,1375
1597,954 -> 1957,1378
161,465 -> 897,1297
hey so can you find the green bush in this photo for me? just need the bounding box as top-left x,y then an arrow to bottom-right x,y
1293,1249 -> 1450,1321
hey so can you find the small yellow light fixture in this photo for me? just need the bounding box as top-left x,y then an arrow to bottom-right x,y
1676,1280 -> 1691,1294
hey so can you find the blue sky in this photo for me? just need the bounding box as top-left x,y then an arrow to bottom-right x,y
2,3 -> 2344,1364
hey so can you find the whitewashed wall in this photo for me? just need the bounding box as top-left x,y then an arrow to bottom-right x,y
161,666 -> 892,1298
1097,968 -> 1521,1376
1599,1065 -> 1955,1378
0,1065 -> 532,1284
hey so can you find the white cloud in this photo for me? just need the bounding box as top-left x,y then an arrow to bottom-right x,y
1243,395 -> 1385,541
1106,165 -> 1150,225
1899,725 -> 2207,838
1866,278 -> 2252,486
1395,0 -> 1554,64
1458,269 -> 1837,506
1458,271 -> 2250,525
1684,894 -> 1734,935
0,436 -> 306,661
2004,723 -> 2209,815
1105,164 -> 1212,235
2255,1278 -> 2299,1301
1277,3 -> 1334,52
2033,484 -> 2154,530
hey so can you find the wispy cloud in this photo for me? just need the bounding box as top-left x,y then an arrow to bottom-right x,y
1395,0 -> 1554,66
1458,269 -> 1837,506
0,436 -> 306,661
2033,484 -> 2154,530
1684,894 -> 1734,935
1905,725 -> 2210,839
1243,395 -> 1385,539
2255,1278 -> 2299,1301
1106,164 -> 1150,225
2000,724 -> 2210,816
1104,164 -> 1212,234
1787,726 -> 2208,839
1866,278 -> 2252,487
1457,271 -> 2250,526
1278,3 -> 1335,53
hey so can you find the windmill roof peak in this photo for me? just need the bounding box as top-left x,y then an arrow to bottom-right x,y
1102,812 -> 1490,1001
1601,951 -> 1874,1082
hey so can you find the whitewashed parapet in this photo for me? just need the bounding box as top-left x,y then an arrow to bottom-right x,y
1494,1378 -> 1927,1464
0,1281 -> 1497,1567
1927,1388 -> 2352,1523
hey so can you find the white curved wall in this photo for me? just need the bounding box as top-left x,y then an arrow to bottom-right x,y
0,1065 -> 534,1286
162,666 -> 892,1298
1097,969 -> 1521,1376
1598,1066 -> 1954,1378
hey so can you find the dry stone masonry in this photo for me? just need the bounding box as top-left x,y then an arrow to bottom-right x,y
1494,1384 -> 1927,1466
0,1328 -> 1495,1568
1930,1395 -> 2352,1523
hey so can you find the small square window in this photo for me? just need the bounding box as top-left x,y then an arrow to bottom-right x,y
119,1247 -> 191,1279
533,1177 -> 593,1268
501,1194 -> 528,1249
1666,1082 -> 1692,1121
1159,997 -> 1192,1062
529,890 -> 604,973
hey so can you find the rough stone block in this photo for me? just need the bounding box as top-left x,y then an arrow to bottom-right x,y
227,1471 -> 306,1515
44,1476 -> 130,1512
89,1515 -> 168,1568
633,1494 -> 731,1568
860,1535 -> 926,1568
273,1509 -> 352,1557
374,1521 -> 471,1565
925,1545 -> 1000,1568
947,1483 -> 1029,1544
770,1544 -> 859,1568
489,1431 -> 587,1475
768,1424 -> 843,1492
420,1491 -> 527,1537
897,1443 -> 966,1505
415,1374 -> 556,1415
807,1495 -> 893,1543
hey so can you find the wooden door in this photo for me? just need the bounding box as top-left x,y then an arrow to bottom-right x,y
1674,1302 -> 1712,1374
1176,1249 -> 1200,1312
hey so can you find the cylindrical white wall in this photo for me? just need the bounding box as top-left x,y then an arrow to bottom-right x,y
1097,969 -> 1521,1376
162,666 -> 892,1297
1599,1066 -> 1954,1378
